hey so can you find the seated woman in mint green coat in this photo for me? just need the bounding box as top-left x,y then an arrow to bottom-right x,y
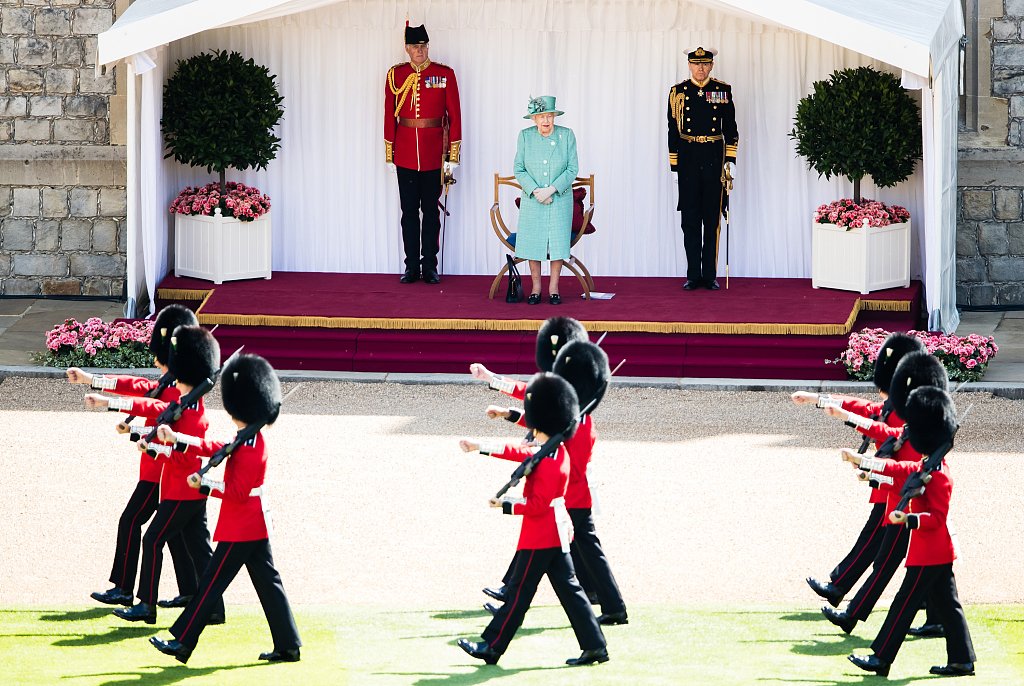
513,96 -> 579,305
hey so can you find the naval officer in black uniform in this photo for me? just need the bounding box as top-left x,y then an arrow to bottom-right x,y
667,47 -> 738,290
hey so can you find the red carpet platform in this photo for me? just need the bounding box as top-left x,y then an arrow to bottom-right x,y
156,272 -> 922,379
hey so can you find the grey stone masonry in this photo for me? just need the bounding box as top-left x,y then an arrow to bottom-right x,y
2,1 -> 126,298
958,176 -> 1024,306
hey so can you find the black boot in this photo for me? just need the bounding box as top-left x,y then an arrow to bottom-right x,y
90,587 -> 133,606
150,636 -> 192,664
929,662 -> 974,676
848,653 -> 890,677
908,623 -> 945,638
483,602 -> 500,617
597,611 -> 628,625
566,647 -> 610,666
806,576 -> 843,607
113,602 -> 156,624
821,605 -> 857,634
259,648 -> 301,662
482,586 -> 507,602
457,639 -> 500,665
157,594 -> 193,609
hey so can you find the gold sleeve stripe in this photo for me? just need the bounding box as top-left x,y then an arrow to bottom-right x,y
449,141 -> 461,164
385,140 -> 394,163
725,145 -> 738,156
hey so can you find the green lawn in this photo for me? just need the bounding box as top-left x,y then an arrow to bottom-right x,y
1,604 -> 1021,685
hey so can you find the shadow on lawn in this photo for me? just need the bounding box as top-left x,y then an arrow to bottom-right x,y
380,664 -> 565,685
53,625 -> 153,647
70,662 -> 257,686
401,626 -> 561,641
39,608 -> 113,622
758,676 -> 926,686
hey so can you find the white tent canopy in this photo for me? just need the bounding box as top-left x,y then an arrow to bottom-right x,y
100,0 -> 963,333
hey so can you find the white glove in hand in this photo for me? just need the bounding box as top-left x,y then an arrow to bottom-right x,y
443,161 -> 458,175
533,186 -> 556,203
387,162 -> 397,173
725,161 -> 735,178
541,195 -> 554,205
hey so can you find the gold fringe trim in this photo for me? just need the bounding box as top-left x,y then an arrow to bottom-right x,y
196,312 -> 861,336
156,288 -> 212,301
860,299 -> 912,312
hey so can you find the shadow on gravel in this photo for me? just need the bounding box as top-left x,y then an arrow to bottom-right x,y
39,607 -> 112,622
53,625 -> 153,646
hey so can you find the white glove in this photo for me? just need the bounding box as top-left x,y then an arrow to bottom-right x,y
725,161 -> 735,179
541,195 -> 554,205
387,162 -> 396,173
533,186 -> 556,203
443,161 -> 458,175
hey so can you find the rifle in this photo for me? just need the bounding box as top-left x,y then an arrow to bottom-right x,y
193,382 -> 301,477
494,359 -> 625,499
139,346 -> 243,455
119,371 -> 175,435
889,404 -> 972,515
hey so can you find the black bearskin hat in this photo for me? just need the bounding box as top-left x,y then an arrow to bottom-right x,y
535,317 -> 588,372
523,372 -> 579,439
553,340 -> 610,414
889,351 -> 948,418
903,386 -> 957,456
167,326 -> 220,387
221,354 -> 282,426
149,305 -> 198,365
872,332 -> 926,393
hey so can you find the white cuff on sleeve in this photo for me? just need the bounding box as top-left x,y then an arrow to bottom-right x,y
90,375 -> 118,390
859,456 -> 887,472
106,396 -> 134,412
488,376 -> 519,394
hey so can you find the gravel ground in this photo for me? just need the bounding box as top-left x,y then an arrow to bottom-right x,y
0,377 -> 1021,611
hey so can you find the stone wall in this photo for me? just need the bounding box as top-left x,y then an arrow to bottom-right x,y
955,1 -> 1024,308
0,0 -> 126,297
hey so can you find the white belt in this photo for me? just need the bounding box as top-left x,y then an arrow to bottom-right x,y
249,487 -> 262,497
552,497 -> 571,553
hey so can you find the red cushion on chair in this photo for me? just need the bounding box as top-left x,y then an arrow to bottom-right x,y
514,188 -> 596,235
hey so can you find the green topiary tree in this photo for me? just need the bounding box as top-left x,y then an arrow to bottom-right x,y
162,50 -> 285,199
790,66 -> 921,205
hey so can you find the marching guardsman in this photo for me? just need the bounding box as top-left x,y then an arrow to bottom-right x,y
149,354 -> 302,664
484,341 -> 628,625
816,351 -> 949,637
795,333 -> 926,608
457,373 -> 609,666
84,325 -> 223,626
845,387 -> 976,678
72,304 -> 203,610
667,47 -> 738,291
384,22 -> 462,285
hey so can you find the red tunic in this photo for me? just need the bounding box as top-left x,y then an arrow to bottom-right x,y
857,419 -> 924,522
878,459 -> 955,566
189,433 -> 270,542
108,375 -> 181,483
840,396 -> 904,505
384,60 -> 461,170
122,396 -> 208,502
513,411 -> 594,509
489,444 -> 570,550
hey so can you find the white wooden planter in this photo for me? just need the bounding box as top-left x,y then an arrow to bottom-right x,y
174,210 -> 272,284
811,219 -> 910,294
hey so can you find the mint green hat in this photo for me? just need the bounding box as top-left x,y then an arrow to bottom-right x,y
524,95 -> 564,119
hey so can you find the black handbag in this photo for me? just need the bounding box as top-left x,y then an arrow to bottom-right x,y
505,254 -> 523,303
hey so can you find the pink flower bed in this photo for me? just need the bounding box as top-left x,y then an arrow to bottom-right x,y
830,327 -> 998,383
169,181 -> 271,222
815,199 -> 910,229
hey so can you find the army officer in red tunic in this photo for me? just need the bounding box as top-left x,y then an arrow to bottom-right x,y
384,24 -> 462,285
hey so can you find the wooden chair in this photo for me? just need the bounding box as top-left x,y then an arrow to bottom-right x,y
488,173 -> 596,300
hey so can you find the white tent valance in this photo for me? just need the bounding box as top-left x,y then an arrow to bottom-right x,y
100,0 -> 963,334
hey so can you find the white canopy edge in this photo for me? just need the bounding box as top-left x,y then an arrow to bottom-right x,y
97,0 -> 302,66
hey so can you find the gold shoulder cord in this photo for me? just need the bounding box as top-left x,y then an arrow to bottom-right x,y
388,67 -> 418,118
670,88 -> 685,136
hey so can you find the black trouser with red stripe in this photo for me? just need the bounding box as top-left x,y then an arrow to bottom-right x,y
397,166 -> 442,273
108,481 -> 195,595
830,502 -> 886,595
871,564 -> 975,666
137,499 -> 219,615
171,539 -> 301,654
569,508 -> 626,615
482,547 -> 605,656
846,523 -> 909,621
